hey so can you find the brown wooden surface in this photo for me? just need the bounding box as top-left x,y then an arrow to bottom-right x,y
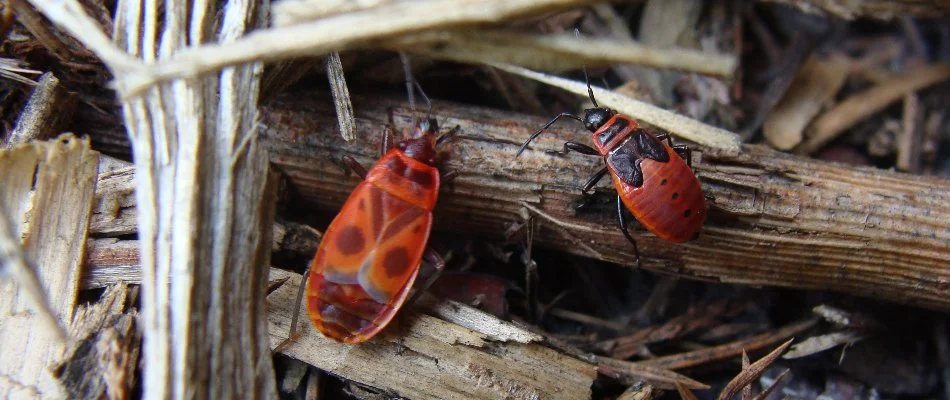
255,92 -> 949,310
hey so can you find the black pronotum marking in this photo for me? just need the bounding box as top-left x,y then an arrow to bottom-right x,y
595,117 -> 628,147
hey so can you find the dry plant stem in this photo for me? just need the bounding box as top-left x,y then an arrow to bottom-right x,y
798,63 -> 950,154
7,72 -> 77,147
267,269 -> 596,400
113,0 -> 603,97
758,0 -> 950,20
325,52 -> 356,141
0,135 -> 98,397
617,384 -> 655,400
9,0 -> 71,60
384,29 -> 736,77
897,93 -> 923,172
762,55 -> 849,150
715,339 -> 793,400
635,320 -> 815,371
675,382 -> 699,400
490,62 -> 742,151
253,95 -> 950,309
113,0 -> 277,396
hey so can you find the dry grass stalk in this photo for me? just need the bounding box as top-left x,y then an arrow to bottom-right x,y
110,0 -> 603,96
103,0 -> 280,396
0,135 -> 98,397
634,320 -> 815,371
326,51 -> 356,141
385,29 -> 736,77
490,62 -> 742,151
797,63 -> 950,154
715,339 -> 793,400
762,54 -> 849,150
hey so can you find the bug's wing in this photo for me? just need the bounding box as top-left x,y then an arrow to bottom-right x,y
307,182 -> 431,343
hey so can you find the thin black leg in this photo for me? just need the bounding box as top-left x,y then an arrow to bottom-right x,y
653,130 -> 674,147
342,155 -> 368,180
673,144 -> 692,167
581,166 -> 609,195
516,113 -> 583,156
617,194 -> 642,269
436,125 -> 461,147
440,170 -> 459,184
562,141 -> 600,156
274,265 -> 310,353
405,248 -> 446,307
380,107 -> 397,157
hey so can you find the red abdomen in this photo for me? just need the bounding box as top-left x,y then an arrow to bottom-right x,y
306,150 -> 440,343
612,145 -> 706,242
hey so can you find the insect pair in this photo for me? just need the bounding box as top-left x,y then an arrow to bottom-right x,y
294,65 -> 706,344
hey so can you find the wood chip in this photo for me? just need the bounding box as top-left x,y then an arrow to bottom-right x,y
268,269 -> 596,400
0,134 -> 99,398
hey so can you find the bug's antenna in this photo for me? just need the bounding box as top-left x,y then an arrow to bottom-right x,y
399,52 -> 418,121
573,28 -> 598,108
413,79 -> 433,120
399,52 -> 434,121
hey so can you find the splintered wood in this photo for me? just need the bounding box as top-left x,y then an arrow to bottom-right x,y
267,269 -> 596,400
0,135 -> 99,398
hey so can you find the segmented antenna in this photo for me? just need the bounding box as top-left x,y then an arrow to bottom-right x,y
399,52 -> 433,120
573,28 -> 598,107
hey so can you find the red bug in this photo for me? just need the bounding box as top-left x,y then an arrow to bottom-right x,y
300,109 -> 458,343
516,75 -> 706,266
301,112 -> 456,343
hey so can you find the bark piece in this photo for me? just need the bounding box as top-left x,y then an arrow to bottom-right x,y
6,72 -> 77,147
52,284 -> 140,400
0,134 -> 99,398
267,268 -> 596,400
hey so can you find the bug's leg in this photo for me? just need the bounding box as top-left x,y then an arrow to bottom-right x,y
436,125 -> 461,147
617,194 -> 642,269
405,248 -> 446,307
672,144 -> 692,167
441,169 -> 459,184
342,155 -> 369,180
653,130 -> 675,148
575,166 -> 608,209
562,141 -> 600,156
274,266 -> 311,353
380,107 -> 397,157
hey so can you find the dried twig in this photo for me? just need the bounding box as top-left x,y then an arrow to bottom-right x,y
490,62 -> 742,151
385,29 -> 736,77
797,63 -> 950,154
325,52 -> 356,141
113,0 -> 604,97
716,339 -> 793,400
635,320 -> 815,370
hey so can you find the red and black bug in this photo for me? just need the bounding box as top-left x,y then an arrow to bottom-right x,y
516,74 -> 706,266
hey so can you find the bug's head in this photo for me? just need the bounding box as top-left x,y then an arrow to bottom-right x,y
582,107 -> 615,132
398,117 -> 439,166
